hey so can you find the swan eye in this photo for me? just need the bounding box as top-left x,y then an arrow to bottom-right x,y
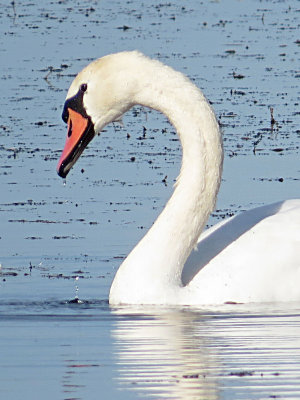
80,83 -> 88,93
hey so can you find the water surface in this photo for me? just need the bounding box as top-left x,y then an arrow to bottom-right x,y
1,300 -> 300,399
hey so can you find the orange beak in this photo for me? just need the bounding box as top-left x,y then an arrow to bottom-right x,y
57,108 -> 95,178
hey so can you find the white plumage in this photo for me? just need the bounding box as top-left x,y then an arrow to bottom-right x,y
58,51 -> 300,305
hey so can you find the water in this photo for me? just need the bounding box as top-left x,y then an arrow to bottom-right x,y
1,301 -> 300,399
0,0 -> 299,399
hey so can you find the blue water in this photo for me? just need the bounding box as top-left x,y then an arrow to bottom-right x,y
0,0 -> 299,399
1,300 -> 300,399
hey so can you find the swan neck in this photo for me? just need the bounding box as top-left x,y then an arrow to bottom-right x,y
110,60 -> 223,303
134,67 -> 223,249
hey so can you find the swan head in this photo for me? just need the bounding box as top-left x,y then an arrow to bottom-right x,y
57,51 -> 142,178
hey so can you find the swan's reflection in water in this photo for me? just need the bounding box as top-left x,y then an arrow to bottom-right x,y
112,308 -> 219,399
112,305 -> 300,399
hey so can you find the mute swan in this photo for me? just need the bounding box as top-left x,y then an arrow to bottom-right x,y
57,51 -> 300,305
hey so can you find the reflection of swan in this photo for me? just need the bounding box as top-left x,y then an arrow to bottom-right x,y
111,305 -> 300,399
56,51 -> 300,305
111,308 -> 219,399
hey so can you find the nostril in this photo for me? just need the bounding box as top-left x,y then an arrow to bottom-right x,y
68,119 -> 73,137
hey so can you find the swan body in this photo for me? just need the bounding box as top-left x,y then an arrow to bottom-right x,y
57,51 -> 300,305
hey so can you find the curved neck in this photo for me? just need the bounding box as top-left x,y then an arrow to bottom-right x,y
109,61 -> 223,303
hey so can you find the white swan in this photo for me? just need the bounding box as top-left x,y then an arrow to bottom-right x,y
57,51 -> 300,305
